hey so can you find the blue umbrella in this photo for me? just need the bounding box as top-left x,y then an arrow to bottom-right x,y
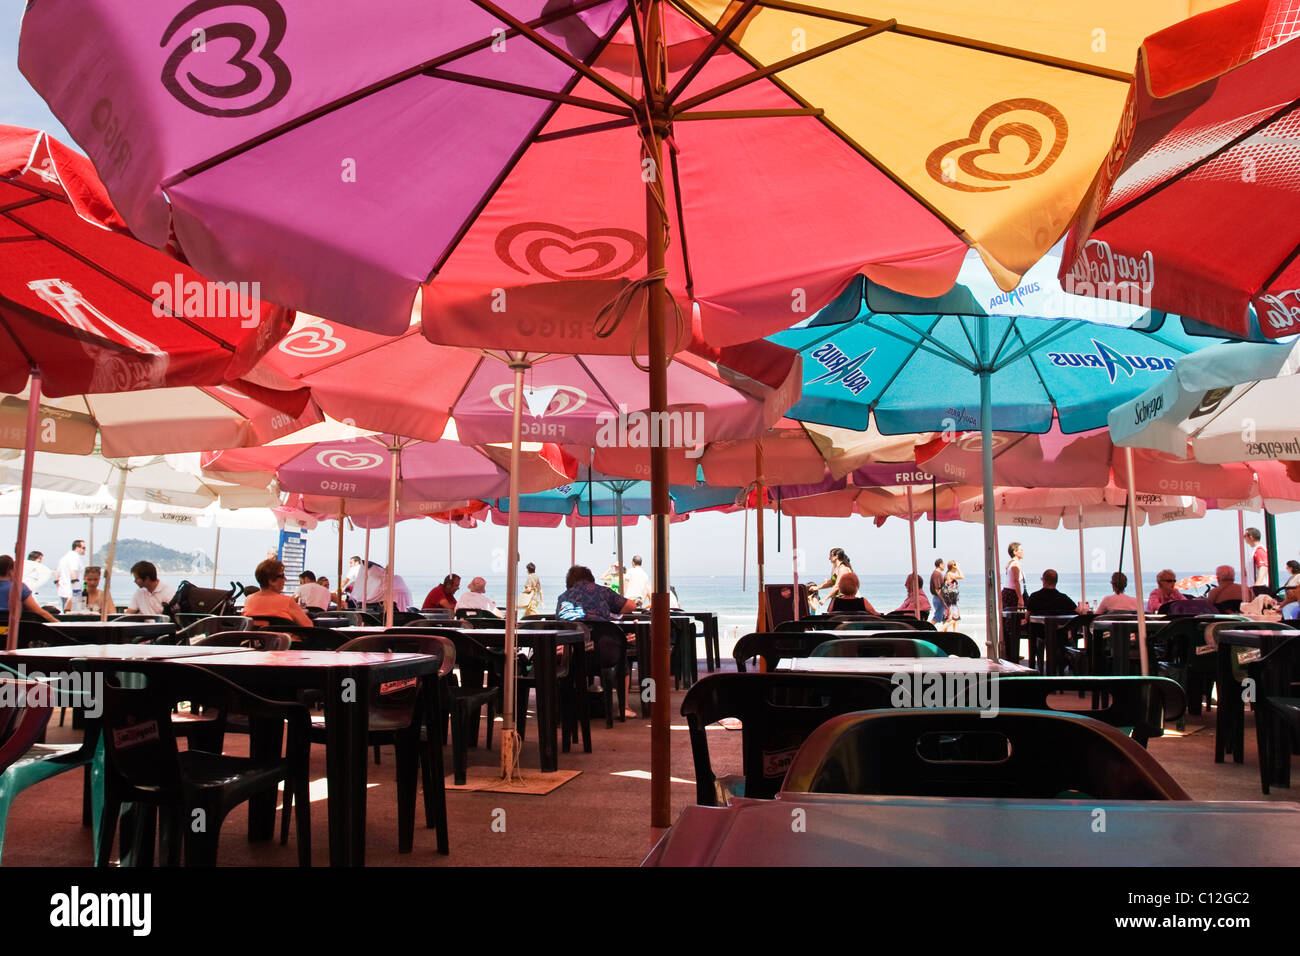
768,248 -> 1247,656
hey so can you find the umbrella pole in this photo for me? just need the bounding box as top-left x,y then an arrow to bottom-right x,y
362,526 -> 371,607
791,515 -> 800,622
100,465 -> 128,624
756,480 -> 767,632
1124,447 -> 1150,676
1118,499 -> 1129,575
907,485 -> 919,620
615,490 -> 625,595
741,506 -> 748,591
570,519 -> 576,567
1077,507 -> 1086,607
1265,509 -> 1280,592
384,442 -> 398,628
644,1 -> 672,829
212,526 -> 221,588
977,321 -> 998,659
1238,510 -> 1249,592
501,359 -> 528,779
7,370 -> 42,650
336,500 -> 345,608
448,522 -> 453,573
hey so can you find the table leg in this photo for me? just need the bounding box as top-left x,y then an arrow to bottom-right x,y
572,641 -> 592,753
1214,644 -> 1234,763
324,670 -> 369,867
707,616 -> 719,673
246,715 -> 280,841
636,624 -> 651,718
535,638 -> 558,773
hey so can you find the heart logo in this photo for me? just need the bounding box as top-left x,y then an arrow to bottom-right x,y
159,0 -> 292,118
278,320 -> 346,358
316,450 -> 383,471
488,383 -> 588,417
495,222 -> 647,281
926,99 -> 1068,193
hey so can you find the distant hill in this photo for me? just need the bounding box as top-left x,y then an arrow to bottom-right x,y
92,538 -> 212,574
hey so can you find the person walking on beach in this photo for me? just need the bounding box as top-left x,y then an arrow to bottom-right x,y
1245,527 -> 1271,596
929,558 -> 947,626
521,562 -> 543,616
941,560 -> 963,630
1002,542 -> 1027,661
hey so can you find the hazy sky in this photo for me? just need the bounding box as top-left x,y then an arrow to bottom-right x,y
4,8 -> 1298,592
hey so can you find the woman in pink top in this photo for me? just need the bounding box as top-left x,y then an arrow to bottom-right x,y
243,558 -> 312,627
1095,571 -> 1138,614
1145,569 -> 1183,612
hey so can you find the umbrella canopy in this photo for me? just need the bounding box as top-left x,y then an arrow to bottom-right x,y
956,485 -> 1206,529
0,381 -> 319,458
18,3 -> 1219,347
1062,1 -> 1300,340
0,125 -> 293,396
1109,338 -> 1300,463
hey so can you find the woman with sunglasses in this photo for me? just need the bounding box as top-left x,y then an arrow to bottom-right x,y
242,558 -> 312,627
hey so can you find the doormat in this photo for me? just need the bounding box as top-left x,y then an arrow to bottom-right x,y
445,767 -> 581,795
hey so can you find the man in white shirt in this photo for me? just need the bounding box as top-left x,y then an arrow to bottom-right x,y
22,551 -> 52,602
456,577 -> 503,617
622,555 -> 651,607
347,560 -> 387,609
56,539 -> 87,609
296,570 -> 332,610
126,560 -> 176,615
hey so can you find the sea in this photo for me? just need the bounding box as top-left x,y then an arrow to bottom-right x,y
132,569 -> 1137,655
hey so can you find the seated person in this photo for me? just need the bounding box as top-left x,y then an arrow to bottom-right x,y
1282,560 -> 1300,620
81,565 -> 112,614
1025,569 -> 1077,614
296,570 -> 332,610
1205,564 -> 1247,608
828,570 -> 875,614
0,554 -> 58,623
422,574 -> 461,611
455,576 -> 503,617
242,558 -> 312,627
1146,569 -> 1183,612
556,565 -> 637,717
891,573 -> 930,616
1094,571 -> 1138,614
125,560 -> 175,615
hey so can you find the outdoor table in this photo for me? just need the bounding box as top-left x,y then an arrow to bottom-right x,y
778,656 -> 1035,675
182,649 -> 441,867
623,614 -> 699,710
438,627 -> 589,772
643,795 -> 1300,866
1088,617 -> 1168,675
47,619 -> 178,644
1214,628 -> 1297,765
1028,614 -> 1080,675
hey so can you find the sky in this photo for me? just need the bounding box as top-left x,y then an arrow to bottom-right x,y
3,7 -> 1298,592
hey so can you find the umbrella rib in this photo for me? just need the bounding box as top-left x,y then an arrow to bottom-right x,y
533,118 -> 638,143
669,2 -> 966,239
1007,323 -> 1059,431
988,318 -> 1018,367
170,0 -> 619,182
752,1 -> 1132,81
1094,97 -> 1300,230
624,0 -> 656,104
425,8 -> 631,282
465,0 -> 639,110
666,147 -> 697,300
672,21 -> 896,114
424,68 -> 632,117
884,315 -> 975,370
573,355 -> 624,413
667,0 -> 761,105
674,108 -> 824,119
994,320 -> 1078,368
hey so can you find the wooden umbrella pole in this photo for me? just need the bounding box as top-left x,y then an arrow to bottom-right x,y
362,526 -> 371,606
645,0 -> 672,830
384,441 -> 399,628
501,358 -> 529,780
1238,510 -> 1248,592
1077,506 -> 1086,606
791,515 -> 800,621
907,485 -> 919,620
212,526 -> 221,589
8,370 -> 42,649
336,500 -> 345,608
1125,447 -> 1150,676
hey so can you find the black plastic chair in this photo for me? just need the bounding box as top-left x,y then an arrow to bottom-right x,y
245,614 -> 301,629
781,708 -> 1190,800
97,663 -> 311,867
733,632 -> 837,672
826,597 -> 867,614
313,634 -> 451,854
922,631 -> 981,658
1215,600 -> 1243,614
1247,635 -> 1300,794
439,631 -> 503,786
191,631 -> 293,650
883,612 -> 938,631
172,615 -> 253,645
274,625 -> 352,651
995,676 -> 1186,746
679,672 -> 894,805
586,620 -> 629,728
810,636 -> 946,658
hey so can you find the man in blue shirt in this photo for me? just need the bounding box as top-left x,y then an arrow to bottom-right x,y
556,566 -> 637,718
0,554 -> 59,624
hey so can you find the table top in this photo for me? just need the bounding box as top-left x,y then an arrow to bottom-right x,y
1029,614 -> 1079,622
190,650 -> 438,669
1216,628 -> 1297,648
779,657 -> 1034,674
1089,617 -> 1168,631
49,620 -> 175,629
644,795 -> 1300,867
1,644 -> 244,661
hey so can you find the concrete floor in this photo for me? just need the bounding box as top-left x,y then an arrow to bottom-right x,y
3,675 -> 1295,867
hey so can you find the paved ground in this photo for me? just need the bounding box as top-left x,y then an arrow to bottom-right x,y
4,668 -> 1294,867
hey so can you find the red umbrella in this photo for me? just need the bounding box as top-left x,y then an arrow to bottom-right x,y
1062,1 -> 1300,339
0,126 -> 293,646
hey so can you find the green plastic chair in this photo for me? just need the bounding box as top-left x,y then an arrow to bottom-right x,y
809,636 -> 946,658
0,671 -> 104,865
